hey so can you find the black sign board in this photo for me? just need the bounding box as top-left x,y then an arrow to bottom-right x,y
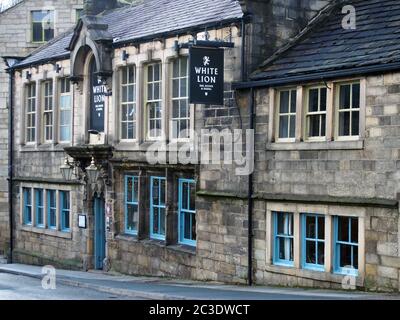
89,59 -> 106,133
189,47 -> 224,105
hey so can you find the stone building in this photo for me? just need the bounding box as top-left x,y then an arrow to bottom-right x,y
232,0 -> 400,291
11,0 -> 398,293
0,0 -> 85,256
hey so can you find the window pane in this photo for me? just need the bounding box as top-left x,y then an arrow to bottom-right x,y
32,23 -> 43,42
306,240 -> 316,264
290,90 -> 297,113
339,84 -> 351,110
337,216 -> 349,242
352,111 -> 359,136
318,216 -> 325,239
180,57 -> 188,77
192,213 -> 197,240
126,177 -> 133,202
279,116 -> 288,138
320,88 -> 327,111
189,182 -> 196,211
289,115 -> 296,138
353,246 -> 359,269
352,83 -> 360,109
321,114 -> 326,136
309,89 -> 319,112
172,60 -> 179,78
152,209 -> 159,234
159,208 -> 165,235
306,216 -> 316,238
351,218 -> 358,244
280,91 -> 289,113
339,244 -> 352,268
126,204 -> 138,231
308,115 -> 320,137
182,182 -> 188,210
339,111 -> 350,136
184,212 -> 192,240
173,79 -> 179,98
277,213 -> 293,235
278,237 -> 293,261
317,242 -> 325,265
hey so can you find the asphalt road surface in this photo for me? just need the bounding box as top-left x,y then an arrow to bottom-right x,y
0,273 -> 137,300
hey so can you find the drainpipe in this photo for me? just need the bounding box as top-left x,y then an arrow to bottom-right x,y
247,87 -> 255,286
6,67 -> 14,263
240,17 -> 246,82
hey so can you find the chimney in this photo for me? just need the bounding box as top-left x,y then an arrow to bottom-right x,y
84,0 -> 118,16
240,0 -> 332,76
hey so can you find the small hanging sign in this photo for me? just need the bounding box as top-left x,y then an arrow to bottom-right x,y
189,46 -> 224,105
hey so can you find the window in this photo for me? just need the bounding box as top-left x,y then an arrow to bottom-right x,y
120,66 -> 136,140
305,87 -> 327,139
23,188 -> 32,225
35,189 -> 44,228
59,78 -> 72,142
178,179 -> 196,246
334,216 -> 359,275
60,191 -> 70,232
43,80 -> 54,142
47,190 -> 56,229
26,83 -> 36,143
277,89 -> 296,141
125,176 -> 139,235
31,10 -> 54,43
273,212 -> 294,266
171,57 -> 190,140
146,63 -> 162,139
337,82 -> 360,138
150,177 -> 166,240
76,9 -> 84,22
302,214 -> 325,271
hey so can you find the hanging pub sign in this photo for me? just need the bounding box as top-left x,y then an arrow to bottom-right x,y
189,46 -> 224,105
89,59 -> 106,133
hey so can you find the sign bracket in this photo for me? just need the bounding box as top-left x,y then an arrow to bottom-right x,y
174,39 -> 234,54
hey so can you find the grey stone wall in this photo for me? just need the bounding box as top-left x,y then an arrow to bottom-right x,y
0,0 -> 83,256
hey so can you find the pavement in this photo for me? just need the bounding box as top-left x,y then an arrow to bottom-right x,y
0,263 -> 399,300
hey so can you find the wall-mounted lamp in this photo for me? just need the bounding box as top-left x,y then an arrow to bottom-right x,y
54,63 -> 62,73
122,50 -> 129,61
26,71 -> 32,80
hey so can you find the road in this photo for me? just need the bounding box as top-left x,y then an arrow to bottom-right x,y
0,273 -> 137,300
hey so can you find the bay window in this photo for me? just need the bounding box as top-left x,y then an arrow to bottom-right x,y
60,191 -> 70,232
273,212 -> 294,266
146,63 -> 162,139
59,78 -> 72,142
121,66 -> 137,140
302,214 -> 325,271
305,87 -> 327,139
23,188 -> 32,225
150,176 -> 166,240
125,175 -> 139,235
178,179 -> 196,246
35,189 -> 44,228
337,82 -> 360,139
26,83 -> 36,143
334,216 -> 359,275
43,80 -> 54,142
171,57 -> 190,140
277,89 -> 296,141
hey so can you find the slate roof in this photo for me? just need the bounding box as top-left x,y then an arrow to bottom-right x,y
247,0 -> 400,86
15,0 -> 243,68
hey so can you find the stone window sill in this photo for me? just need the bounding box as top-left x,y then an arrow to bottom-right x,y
266,140 -> 364,151
265,264 -> 364,287
19,225 -> 72,239
114,235 -> 196,255
20,143 -> 71,153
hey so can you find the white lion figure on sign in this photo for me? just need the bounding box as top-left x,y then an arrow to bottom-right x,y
203,56 -> 210,66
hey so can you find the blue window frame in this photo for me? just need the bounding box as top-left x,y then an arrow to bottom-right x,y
23,188 -> 32,225
35,189 -> 44,227
178,179 -> 196,246
150,176 -> 166,240
273,212 -> 294,267
47,190 -> 56,229
60,191 -> 70,232
334,216 -> 359,276
302,214 -> 325,271
125,175 -> 139,235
